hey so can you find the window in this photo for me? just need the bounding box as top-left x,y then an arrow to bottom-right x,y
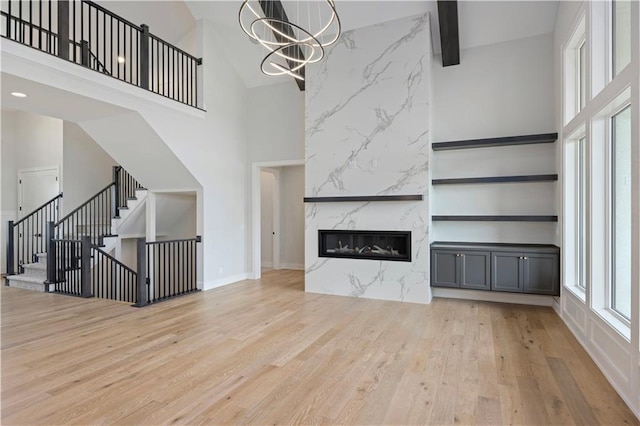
563,15 -> 585,123
578,40 -> 586,111
610,105 -> 631,320
612,0 -> 631,76
577,137 -> 587,290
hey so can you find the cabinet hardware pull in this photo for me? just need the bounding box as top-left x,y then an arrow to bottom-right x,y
524,257 -> 528,260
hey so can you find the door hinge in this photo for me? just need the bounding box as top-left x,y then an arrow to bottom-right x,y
146,277 -> 150,285
19,179 -> 21,184
19,206 -> 22,211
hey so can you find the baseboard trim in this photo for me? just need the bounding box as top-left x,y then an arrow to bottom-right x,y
203,273 -> 250,291
262,261 -> 273,268
432,287 -> 555,307
280,263 -> 304,270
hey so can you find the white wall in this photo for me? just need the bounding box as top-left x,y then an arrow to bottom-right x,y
1,110 -> 63,273
279,166 -> 304,269
430,33 -> 558,246
62,122 -> 117,215
247,80 -> 305,276
247,82 -> 305,164
260,171 -> 275,267
432,33 -> 555,141
156,192 -> 197,240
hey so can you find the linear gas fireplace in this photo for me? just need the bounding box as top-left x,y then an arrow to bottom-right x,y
318,230 -> 411,262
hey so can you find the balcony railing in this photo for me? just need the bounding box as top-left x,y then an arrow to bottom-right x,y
1,0 -> 202,108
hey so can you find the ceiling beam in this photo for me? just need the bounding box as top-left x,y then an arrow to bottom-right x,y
437,0 -> 460,67
258,0 -> 305,91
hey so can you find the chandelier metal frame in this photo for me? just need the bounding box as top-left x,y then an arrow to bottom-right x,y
238,0 -> 341,80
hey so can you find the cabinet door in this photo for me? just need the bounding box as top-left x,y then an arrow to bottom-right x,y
523,253 -> 559,295
491,252 -> 523,293
460,251 -> 491,290
431,250 -> 459,288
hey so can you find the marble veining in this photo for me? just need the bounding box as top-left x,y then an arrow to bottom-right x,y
305,13 -> 432,304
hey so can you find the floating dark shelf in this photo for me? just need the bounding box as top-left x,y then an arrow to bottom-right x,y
432,174 -> 558,185
432,133 -> 558,151
304,195 -> 423,203
432,215 -> 558,222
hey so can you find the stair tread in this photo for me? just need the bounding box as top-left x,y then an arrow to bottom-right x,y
7,275 -> 47,284
22,263 -> 47,270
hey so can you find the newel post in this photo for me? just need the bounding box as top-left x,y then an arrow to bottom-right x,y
139,24 -> 150,90
80,236 -> 92,298
6,221 -> 14,279
81,40 -> 90,67
135,238 -> 148,307
57,0 -> 70,60
112,166 -> 121,218
45,221 -> 56,290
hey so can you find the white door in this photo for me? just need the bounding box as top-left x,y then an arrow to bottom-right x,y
18,167 -> 60,218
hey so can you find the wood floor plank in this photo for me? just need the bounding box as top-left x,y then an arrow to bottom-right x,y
1,271 -> 638,425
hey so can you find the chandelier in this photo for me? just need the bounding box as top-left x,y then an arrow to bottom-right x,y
238,0 -> 341,81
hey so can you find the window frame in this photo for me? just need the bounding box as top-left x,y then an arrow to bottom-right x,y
607,103 -> 632,322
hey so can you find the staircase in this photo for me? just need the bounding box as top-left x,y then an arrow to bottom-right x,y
5,167 -> 146,291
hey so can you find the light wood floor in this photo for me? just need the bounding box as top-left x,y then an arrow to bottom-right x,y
2,270 -> 638,425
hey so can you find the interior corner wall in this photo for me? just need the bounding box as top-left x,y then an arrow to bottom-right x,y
279,165 -> 304,269
247,81 -> 305,163
62,121 -> 117,215
432,33 -> 555,141
133,19 -> 249,289
260,171 -> 275,266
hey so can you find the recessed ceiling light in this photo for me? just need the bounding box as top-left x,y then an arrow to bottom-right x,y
11,92 -> 27,98
117,56 -> 125,63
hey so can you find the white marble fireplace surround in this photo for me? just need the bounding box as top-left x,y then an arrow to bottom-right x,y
305,13 -> 432,304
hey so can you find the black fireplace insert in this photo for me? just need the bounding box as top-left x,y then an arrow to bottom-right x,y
318,230 -> 411,262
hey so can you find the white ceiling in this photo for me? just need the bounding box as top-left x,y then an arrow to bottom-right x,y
90,1 -> 559,88
184,0 -> 558,88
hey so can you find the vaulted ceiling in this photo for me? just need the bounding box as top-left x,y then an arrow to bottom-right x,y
99,1 -> 559,89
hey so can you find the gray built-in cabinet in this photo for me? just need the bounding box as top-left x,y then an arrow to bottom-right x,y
431,242 -> 560,296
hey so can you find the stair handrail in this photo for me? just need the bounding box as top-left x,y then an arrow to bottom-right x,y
81,0 -> 142,31
6,193 -> 62,277
55,182 -> 115,227
54,182 -> 115,244
13,193 -> 62,227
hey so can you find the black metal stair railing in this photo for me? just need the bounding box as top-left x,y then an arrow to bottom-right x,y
113,165 -> 145,218
5,193 -> 62,276
49,235 -> 200,307
54,182 -> 115,246
51,236 -> 137,302
144,236 -> 200,304
1,0 -> 202,108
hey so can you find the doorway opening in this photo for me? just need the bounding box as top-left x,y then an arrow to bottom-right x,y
252,160 -> 304,279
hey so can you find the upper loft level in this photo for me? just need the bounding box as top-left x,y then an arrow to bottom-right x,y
1,0 -> 202,109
